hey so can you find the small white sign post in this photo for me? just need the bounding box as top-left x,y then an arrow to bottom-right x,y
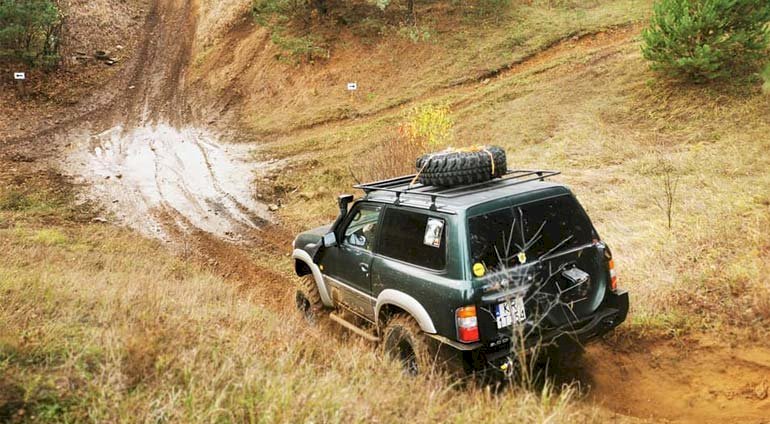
347,82 -> 358,91
14,72 -> 26,97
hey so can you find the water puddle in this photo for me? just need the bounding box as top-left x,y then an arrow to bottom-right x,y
69,124 -> 272,241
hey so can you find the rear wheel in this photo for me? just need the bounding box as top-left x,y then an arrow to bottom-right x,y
295,275 -> 323,323
382,315 -> 433,376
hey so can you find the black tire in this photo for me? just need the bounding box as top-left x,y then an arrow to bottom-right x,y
415,146 -> 507,187
295,275 -> 323,323
382,315 -> 434,376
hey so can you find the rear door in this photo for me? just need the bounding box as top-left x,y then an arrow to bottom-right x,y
468,195 -> 608,333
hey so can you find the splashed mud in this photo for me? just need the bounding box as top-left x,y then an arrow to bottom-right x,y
69,124 -> 272,240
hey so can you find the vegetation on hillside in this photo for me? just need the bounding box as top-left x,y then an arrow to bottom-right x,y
642,0 -> 770,82
251,0 -> 518,61
216,0 -> 652,135
363,103 -> 454,180
0,0 -> 62,67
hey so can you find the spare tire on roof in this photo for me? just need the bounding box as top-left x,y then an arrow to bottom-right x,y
415,146 -> 507,187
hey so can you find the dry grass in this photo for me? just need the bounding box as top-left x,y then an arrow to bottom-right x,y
358,103 -> 455,182
0,185 -> 592,422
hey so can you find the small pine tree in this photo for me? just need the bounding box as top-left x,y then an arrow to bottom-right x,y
642,0 -> 770,82
0,0 -> 62,66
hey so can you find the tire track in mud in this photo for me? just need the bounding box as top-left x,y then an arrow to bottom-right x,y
69,124 -> 274,242
65,0 -> 277,244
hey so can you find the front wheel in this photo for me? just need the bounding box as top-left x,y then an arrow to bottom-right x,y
295,275 -> 323,323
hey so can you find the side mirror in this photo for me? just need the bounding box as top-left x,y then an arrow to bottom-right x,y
322,232 -> 338,247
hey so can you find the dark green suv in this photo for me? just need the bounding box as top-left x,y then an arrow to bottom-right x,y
292,170 -> 628,375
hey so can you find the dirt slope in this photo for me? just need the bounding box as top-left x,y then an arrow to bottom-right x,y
585,338 -> 770,422
51,0 -> 274,242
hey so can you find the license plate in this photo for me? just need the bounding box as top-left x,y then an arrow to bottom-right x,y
495,297 -> 526,329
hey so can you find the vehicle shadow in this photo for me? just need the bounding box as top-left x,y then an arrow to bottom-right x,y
461,338 -> 597,397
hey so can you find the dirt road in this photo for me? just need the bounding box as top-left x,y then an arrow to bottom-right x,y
585,339 -> 770,422
68,124 -> 272,240
59,0 -> 273,241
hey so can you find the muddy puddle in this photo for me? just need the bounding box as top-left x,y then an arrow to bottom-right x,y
68,123 -> 272,241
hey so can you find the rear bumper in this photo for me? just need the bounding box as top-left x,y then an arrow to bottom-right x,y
550,288 -> 629,342
472,289 -> 629,369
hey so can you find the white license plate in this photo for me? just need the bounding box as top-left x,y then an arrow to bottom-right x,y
495,297 -> 526,329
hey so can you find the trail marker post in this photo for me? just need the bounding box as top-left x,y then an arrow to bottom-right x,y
14,72 -> 26,97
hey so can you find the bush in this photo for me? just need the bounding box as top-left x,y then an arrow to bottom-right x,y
365,103 -> 454,180
271,32 -> 329,63
642,0 -> 770,82
253,0 -> 334,63
0,0 -> 62,67
252,0 -> 312,26
401,103 -> 454,147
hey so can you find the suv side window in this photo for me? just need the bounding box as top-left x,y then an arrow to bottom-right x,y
342,204 -> 382,251
378,208 -> 446,270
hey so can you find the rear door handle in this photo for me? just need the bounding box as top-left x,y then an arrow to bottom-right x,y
360,263 -> 369,273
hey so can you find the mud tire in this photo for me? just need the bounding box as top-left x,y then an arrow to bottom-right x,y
295,275 -> 323,323
415,146 -> 507,187
382,315 -> 435,376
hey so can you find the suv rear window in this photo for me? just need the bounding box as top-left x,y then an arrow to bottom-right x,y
379,208 -> 446,270
469,195 -> 593,271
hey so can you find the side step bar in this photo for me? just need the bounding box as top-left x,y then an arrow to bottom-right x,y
329,312 -> 380,342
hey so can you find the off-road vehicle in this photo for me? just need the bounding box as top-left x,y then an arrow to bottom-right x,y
292,149 -> 628,375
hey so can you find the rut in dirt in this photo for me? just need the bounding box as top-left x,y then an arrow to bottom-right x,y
67,0 -> 272,241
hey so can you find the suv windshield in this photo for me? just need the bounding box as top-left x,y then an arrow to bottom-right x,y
469,195 -> 593,272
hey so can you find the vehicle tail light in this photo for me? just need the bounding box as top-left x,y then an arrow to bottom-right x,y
609,259 -> 617,291
456,305 -> 479,343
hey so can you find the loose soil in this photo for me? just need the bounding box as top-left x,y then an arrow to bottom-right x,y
584,338 -> 770,422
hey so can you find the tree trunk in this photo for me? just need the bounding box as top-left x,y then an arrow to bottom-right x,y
407,0 -> 415,24
310,0 -> 327,15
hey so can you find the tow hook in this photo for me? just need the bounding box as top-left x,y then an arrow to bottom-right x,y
496,357 -> 515,377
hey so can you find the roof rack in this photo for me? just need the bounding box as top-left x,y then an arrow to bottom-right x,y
354,169 -> 561,212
